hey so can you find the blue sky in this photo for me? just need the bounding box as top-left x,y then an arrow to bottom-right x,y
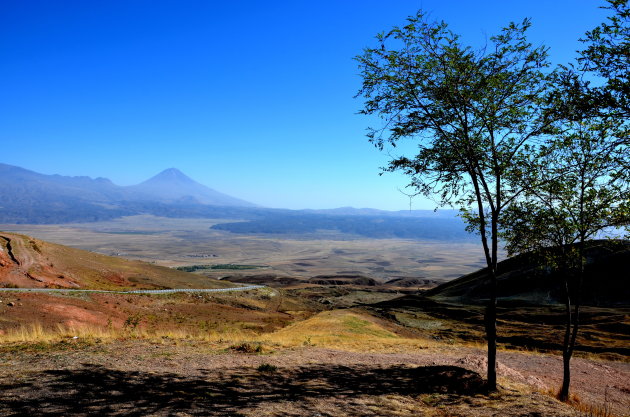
0,1 -> 609,210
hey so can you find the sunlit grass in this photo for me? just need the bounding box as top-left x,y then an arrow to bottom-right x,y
256,310 -> 438,352
0,310 -> 440,353
7,308 -> 611,357
0,322 -> 258,346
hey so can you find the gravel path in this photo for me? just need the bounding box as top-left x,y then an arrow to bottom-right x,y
0,285 -> 265,294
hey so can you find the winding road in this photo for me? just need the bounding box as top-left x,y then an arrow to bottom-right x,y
0,285 -> 265,295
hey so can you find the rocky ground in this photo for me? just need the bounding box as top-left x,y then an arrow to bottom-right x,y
0,340 -> 627,416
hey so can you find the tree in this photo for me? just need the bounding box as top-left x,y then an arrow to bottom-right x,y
502,112 -> 629,401
576,0 -> 629,179
501,1 -> 630,401
578,0 -> 630,118
355,12 -> 553,391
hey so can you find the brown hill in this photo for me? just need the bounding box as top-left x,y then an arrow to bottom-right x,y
0,232 -> 234,290
0,233 -> 294,335
424,240 -> 630,306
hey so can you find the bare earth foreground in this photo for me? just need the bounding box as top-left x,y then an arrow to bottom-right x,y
0,341 -> 627,417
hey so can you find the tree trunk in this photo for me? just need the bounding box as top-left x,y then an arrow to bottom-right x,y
559,291 -> 572,402
559,274 -> 572,402
486,207 -> 499,392
486,276 -> 498,391
560,301 -> 581,401
468,173 -> 498,392
559,239 -> 585,402
559,350 -> 571,401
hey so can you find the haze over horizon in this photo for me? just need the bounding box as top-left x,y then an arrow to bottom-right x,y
1,1 -> 608,210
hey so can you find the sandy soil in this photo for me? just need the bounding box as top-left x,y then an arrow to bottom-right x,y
0,341 -> 627,416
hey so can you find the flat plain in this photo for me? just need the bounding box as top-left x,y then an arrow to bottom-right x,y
0,215 -> 487,282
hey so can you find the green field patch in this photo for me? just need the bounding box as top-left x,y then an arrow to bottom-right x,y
342,315 -> 397,338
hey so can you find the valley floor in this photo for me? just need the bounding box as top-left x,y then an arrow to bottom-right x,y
0,340 -> 628,416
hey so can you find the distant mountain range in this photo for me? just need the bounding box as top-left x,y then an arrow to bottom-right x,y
0,164 -> 261,223
0,163 -> 254,208
0,163 -> 473,241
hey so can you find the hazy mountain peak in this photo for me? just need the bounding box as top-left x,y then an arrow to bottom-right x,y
143,168 -> 195,184
130,168 -> 255,207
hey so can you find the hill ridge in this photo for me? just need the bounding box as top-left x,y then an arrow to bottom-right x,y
423,240 -> 630,306
0,232 -> 234,291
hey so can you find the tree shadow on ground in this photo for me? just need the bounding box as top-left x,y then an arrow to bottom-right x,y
0,363 -> 485,416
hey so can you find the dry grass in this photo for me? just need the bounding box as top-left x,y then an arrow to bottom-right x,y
0,319 -> 621,417
570,401 -> 619,417
0,309 -> 439,353
0,309 -> 559,355
257,309 -> 438,352
0,321 -> 258,346
534,387 -> 622,417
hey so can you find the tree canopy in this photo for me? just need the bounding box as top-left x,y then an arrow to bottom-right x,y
356,11 -> 555,391
579,0 -> 630,117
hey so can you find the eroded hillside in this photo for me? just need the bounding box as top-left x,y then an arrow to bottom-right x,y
0,232 -> 234,290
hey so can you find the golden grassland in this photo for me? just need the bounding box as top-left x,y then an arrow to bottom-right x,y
0,309 -> 438,353
0,308 -> 626,417
1,286 -> 627,362
1,306 -> 610,359
259,309 -> 439,352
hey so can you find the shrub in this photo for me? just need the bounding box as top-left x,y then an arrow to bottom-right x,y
229,342 -> 262,353
257,363 -> 278,373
